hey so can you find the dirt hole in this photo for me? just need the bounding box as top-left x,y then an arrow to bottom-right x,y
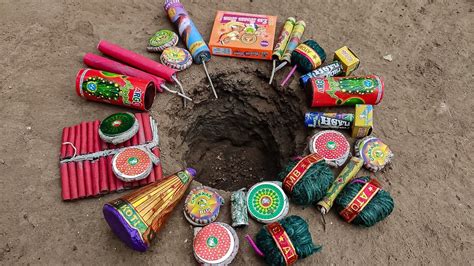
169,69 -> 308,191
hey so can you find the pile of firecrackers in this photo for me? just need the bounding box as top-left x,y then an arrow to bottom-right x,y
60,1 -> 395,264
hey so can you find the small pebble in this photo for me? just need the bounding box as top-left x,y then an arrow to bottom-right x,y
26,126 -> 32,130
383,54 -> 393,61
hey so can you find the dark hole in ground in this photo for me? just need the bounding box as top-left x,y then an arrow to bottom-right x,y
185,115 -> 280,190
168,69 -> 307,191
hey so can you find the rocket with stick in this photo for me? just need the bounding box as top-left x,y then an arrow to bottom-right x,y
164,0 -> 218,99
269,17 -> 306,84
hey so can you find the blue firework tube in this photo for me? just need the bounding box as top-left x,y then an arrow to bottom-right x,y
304,112 -> 354,129
299,60 -> 343,86
164,0 -> 211,64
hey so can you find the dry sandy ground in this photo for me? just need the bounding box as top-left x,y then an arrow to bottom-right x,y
0,0 -> 473,265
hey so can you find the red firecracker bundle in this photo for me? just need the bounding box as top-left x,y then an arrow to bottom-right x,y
59,112 -> 163,200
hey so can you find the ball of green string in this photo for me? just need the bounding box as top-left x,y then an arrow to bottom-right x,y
278,159 -> 334,206
256,215 -> 322,266
335,176 -> 395,227
291,39 -> 326,73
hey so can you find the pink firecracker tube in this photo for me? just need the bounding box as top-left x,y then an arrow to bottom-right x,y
83,53 -> 165,93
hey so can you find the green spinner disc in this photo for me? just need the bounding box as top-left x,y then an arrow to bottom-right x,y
147,30 -> 179,53
246,182 -> 289,224
99,112 -> 139,144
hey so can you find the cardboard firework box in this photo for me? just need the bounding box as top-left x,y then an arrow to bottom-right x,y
209,11 -> 277,60
351,104 -> 374,138
334,46 -> 360,76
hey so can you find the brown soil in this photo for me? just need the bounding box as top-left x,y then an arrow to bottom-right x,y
178,69 -> 307,190
1,0 -> 473,265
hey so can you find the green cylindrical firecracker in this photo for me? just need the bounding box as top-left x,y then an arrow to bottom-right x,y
272,17 -> 296,60
317,157 -> 363,214
281,20 -> 306,63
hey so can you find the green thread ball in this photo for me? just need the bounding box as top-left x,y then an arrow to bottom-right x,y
291,40 -> 326,73
335,176 -> 395,227
256,215 -> 322,266
278,159 -> 334,206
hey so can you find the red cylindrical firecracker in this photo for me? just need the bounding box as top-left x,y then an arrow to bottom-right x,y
68,125 -> 79,199
135,114 -> 151,186
305,75 -> 384,107
60,126 -> 71,200
142,113 -> 153,142
94,119 -> 109,194
77,122 -> 88,197
83,53 -> 165,93
89,121 -> 100,196
109,142 -> 125,192
75,69 -> 156,111
60,127 -> 69,159
65,126 -> 74,158
97,40 -> 176,82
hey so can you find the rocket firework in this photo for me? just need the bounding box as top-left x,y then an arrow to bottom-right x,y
269,17 -> 295,84
281,20 -> 306,63
164,0 -> 217,98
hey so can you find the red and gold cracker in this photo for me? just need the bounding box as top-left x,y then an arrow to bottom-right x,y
267,222 -> 298,265
282,153 -> 323,193
339,179 -> 381,222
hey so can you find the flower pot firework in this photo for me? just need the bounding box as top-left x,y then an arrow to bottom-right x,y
75,69 -> 156,110
103,168 -> 196,252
